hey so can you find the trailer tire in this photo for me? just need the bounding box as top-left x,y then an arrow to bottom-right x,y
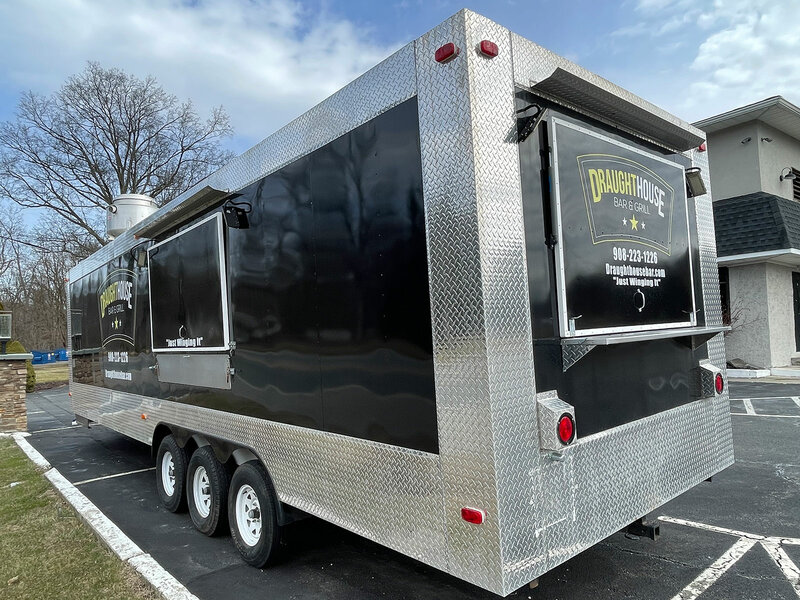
156,435 -> 187,513
187,446 -> 230,536
228,461 -> 281,568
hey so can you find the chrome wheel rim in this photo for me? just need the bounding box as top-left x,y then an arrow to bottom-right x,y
161,451 -> 175,496
192,466 -> 211,518
235,484 -> 262,547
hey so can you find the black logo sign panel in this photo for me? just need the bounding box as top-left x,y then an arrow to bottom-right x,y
98,269 -> 136,347
552,119 -> 696,335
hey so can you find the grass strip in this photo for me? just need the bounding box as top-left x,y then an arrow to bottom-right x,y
32,363 -> 69,384
0,438 -> 158,600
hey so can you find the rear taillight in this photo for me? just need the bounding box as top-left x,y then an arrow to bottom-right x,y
478,40 -> 498,58
557,414 -> 575,445
715,373 -> 724,394
461,507 -> 485,524
434,43 -> 459,63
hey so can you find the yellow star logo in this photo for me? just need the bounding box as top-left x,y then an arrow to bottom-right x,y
630,214 -> 639,231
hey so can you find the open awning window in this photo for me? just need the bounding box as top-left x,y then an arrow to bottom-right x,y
148,212 -> 230,352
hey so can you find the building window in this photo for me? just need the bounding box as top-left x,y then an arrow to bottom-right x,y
719,267 -> 731,326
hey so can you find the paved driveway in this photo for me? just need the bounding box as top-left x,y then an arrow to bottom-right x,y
24,381 -> 800,599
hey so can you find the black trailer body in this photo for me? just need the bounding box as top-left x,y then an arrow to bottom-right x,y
68,10 -> 733,596
72,98 -> 438,453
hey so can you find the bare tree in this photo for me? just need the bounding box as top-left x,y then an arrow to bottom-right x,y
0,62 -> 234,248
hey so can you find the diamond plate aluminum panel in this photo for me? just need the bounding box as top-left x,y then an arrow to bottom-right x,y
416,11 -> 504,591
562,342 -> 595,371
70,43 -> 417,281
689,146 -> 735,473
71,382 -> 446,569
462,11 -> 544,588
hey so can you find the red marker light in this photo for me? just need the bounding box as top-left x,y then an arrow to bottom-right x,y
461,507 -> 485,524
715,373 -> 724,394
478,40 -> 498,58
698,142 -> 706,152
557,414 -> 575,445
435,43 -> 459,63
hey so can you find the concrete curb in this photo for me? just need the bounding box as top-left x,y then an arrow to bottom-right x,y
11,433 -> 198,600
770,367 -> 800,378
727,368 -> 771,379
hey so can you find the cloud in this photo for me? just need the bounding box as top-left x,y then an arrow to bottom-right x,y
683,0 -> 800,120
608,0 -> 800,121
0,0 -> 399,152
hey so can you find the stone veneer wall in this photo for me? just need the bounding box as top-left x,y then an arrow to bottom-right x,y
0,360 -> 28,432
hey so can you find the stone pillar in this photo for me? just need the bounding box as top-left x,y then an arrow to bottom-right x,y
0,353 -> 33,433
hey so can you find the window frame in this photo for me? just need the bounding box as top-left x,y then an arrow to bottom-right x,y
147,212 -> 231,353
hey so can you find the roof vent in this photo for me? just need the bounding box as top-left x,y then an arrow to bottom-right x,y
107,194 -> 157,240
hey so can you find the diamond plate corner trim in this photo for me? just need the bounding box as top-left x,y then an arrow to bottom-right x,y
462,11 -> 544,590
70,382 -> 447,570
690,146 -> 734,472
415,10 -> 504,592
70,42 -> 418,281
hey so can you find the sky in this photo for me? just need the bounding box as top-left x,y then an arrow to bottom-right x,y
0,0 -> 799,155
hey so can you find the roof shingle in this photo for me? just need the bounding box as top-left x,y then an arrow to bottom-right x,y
713,192 -> 800,256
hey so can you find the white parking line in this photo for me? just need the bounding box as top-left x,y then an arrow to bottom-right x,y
74,467 -> 155,487
661,516 -> 800,598
670,537 -> 757,600
761,541 -> 800,597
742,398 -> 756,415
731,413 -> 800,419
659,516 -> 765,540
730,396 -> 794,401
29,425 -> 81,434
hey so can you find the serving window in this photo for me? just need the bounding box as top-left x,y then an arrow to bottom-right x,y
148,213 -> 230,352
549,117 -> 697,337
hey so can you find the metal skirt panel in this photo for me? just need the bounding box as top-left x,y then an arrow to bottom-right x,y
70,382 -> 448,570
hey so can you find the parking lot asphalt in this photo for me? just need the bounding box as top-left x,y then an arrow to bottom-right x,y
23,381 -> 800,600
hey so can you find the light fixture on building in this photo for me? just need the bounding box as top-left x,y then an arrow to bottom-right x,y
741,136 -> 752,144
780,167 -> 797,181
760,137 -> 773,143
685,167 -> 707,198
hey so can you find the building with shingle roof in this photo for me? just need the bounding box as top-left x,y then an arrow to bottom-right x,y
695,96 -> 800,369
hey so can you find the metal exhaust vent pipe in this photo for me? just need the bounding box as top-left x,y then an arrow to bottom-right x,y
107,194 -> 157,240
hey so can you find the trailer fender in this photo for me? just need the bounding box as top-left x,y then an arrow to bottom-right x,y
152,423 -> 262,470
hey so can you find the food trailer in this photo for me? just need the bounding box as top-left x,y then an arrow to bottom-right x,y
68,9 -> 733,595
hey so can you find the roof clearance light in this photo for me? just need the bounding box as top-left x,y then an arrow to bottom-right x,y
461,507 -> 485,524
698,142 -> 706,152
479,40 -> 499,58
715,373 -> 724,394
435,43 -> 459,63
557,414 -> 575,445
